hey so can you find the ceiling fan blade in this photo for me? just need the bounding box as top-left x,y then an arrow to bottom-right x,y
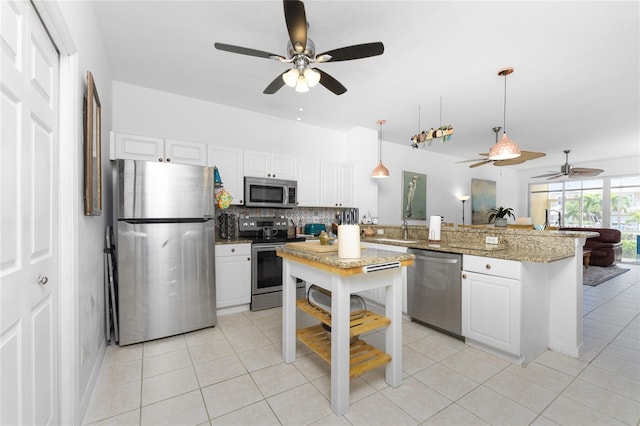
518,151 -> 546,160
263,72 -> 286,94
532,172 -> 562,178
316,42 -> 384,62
571,167 -> 604,177
214,43 -> 285,60
283,0 -> 307,54
546,174 -> 565,180
456,158 -> 486,163
469,160 -> 492,168
315,68 -> 347,95
494,157 -> 527,166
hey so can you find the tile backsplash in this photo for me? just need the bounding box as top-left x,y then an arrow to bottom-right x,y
219,206 -> 345,229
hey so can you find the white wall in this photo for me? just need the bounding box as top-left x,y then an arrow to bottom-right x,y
54,1 -> 113,423
375,141 -> 524,225
112,81 -> 347,157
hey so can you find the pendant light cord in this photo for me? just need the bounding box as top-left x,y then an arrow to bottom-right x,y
503,74 -> 507,134
378,121 -> 382,162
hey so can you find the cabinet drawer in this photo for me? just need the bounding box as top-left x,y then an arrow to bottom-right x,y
463,255 -> 520,280
215,243 -> 251,257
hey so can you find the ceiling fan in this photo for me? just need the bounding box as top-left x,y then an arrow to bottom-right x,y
458,127 -> 546,168
214,0 -> 384,95
531,149 -> 604,179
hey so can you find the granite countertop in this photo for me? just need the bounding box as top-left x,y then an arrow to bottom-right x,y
362,237 -> 576,263
215,238 -> 253,245
277,245 -> 415,270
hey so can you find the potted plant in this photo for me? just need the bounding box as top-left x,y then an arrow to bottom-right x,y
487,206 -> 515,227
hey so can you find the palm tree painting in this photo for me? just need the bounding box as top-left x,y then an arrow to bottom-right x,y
402,171 -> 427,220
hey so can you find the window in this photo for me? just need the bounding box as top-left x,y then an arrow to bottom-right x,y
529,175 -> 640,263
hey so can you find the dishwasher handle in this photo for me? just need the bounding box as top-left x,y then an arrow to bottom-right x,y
414,255 -> 459,264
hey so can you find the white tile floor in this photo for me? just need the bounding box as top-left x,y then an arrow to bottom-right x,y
84,264 -> 640,425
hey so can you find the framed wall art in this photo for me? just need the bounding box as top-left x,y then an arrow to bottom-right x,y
401,171 -> 427,220
471,178 -> 496,224
84,70 -> 102,216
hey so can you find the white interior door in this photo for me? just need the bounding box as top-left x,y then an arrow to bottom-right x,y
1,1 -> 60,424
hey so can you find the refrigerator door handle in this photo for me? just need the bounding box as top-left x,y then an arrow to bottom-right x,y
120,218 -> 211,225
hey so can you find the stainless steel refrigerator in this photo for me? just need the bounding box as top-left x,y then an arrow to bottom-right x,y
116,160 -> 216,345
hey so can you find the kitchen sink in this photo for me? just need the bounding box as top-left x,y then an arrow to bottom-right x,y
374,238 -> 419,244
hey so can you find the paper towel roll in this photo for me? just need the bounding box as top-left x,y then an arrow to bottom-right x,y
428,216 -> 441,242
338,225 -> 361,259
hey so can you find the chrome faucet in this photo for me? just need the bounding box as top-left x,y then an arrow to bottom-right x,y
401,219 -> 408,240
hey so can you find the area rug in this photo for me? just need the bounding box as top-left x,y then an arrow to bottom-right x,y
583,265 -> 630,286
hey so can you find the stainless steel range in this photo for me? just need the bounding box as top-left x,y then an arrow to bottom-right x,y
238,216 -> 306,311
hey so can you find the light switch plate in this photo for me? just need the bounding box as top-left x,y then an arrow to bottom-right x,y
377,229 -> 384,235
486,235 -> 499,244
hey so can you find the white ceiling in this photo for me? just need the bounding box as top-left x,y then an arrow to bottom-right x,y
93,0 -> 639,170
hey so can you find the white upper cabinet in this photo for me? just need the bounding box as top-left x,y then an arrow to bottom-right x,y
113,133 -> 207,166
208,145 -> 244,205
320,161 -> 356,207
295,158 -> 321,207
113,133 -> 163,161
164,139 -> 208,166
244,150 -> 295,180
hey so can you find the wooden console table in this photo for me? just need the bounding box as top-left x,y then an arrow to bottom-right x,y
277,245 -> 413,416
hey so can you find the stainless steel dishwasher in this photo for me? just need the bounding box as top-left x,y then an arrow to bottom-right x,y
407,248 -> 463,338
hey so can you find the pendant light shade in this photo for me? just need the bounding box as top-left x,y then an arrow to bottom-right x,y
372,119 -> 390,178
489,133 -> 520,160
489,67 -> 521,161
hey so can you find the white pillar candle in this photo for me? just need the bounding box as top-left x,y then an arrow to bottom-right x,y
338,225 -> 361,259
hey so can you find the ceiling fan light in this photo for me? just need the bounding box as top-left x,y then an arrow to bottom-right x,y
283,69 -> 299,87
295,75 -> 309,92
304,68 -> 320,87
371,161 -> 390,178
489,133 -> 521,160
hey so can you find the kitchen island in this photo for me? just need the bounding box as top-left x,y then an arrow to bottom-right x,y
362,227 -> 598,362
277,245 -> 414,416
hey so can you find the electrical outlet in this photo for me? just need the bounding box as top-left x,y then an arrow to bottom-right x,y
486,236 -> 499,245
377,229 -> 384,235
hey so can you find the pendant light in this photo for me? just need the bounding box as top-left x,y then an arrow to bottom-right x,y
489,67 -> 521,160
371,119 -> 390,178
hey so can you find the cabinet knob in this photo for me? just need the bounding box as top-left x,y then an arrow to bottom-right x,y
247,257 -> 250,261
38,275 -> 48,285
158,158 -> 163,162
485,264 -> 491,270
166,158 -> 171,162
462,274 -> 467,279
231,248 -> 235,253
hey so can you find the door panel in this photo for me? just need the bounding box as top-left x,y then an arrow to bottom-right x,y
0,1 -> 59,424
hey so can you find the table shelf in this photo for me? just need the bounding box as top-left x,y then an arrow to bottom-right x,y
295,299 -> 392,377
296,324 -> 392,377
296,299 -> 391,337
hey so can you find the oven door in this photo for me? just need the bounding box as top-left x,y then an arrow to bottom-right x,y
251,242 -> 286,295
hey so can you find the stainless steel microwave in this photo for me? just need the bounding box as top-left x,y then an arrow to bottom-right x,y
244,176 -> 297,208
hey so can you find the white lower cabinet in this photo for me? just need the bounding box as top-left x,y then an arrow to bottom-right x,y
215,243 -> 251,310
359,243 -> 408,314
461,255 -> 548,365
462,270 -> 521,356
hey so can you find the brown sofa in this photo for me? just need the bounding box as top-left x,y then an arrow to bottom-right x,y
560,227 -> 622,267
